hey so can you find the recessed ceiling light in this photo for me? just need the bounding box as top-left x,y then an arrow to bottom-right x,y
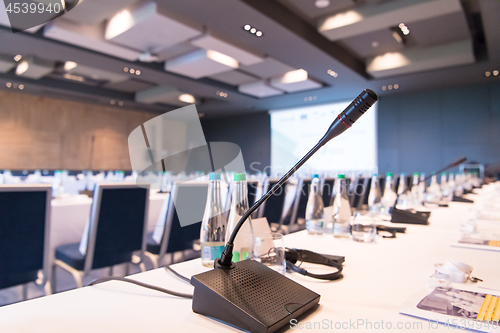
399,23 -> 410,35
123,67 -> 129,72
371,41 -> 379,48
18,84 -> 24,90
135,70 -> 141,75
250,28 -> 256,34
14,55 -> 22,62
394,84 -> 399,89
485,71 -> 491,77
315,0 -> 330,8
129,68 -> 135,74
118,101 -> 124,106
216,91 -> 228,98
6,82 -> 12,88
64,61 -> 78,71
255,31 -> 263,37
388,85 -> 393,90
243,24 -> 251,31
178,93 -> 196,104
198,113 -> 205,118
327,69 -> 338,77
493,70 -> 499,76
110,100 -> 116,105
382,86 -> 387,91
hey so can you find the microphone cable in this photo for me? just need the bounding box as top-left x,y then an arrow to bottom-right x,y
86,265 -> 193,299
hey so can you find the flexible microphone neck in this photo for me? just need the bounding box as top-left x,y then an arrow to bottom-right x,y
423,157 -> 467,182
217,89 -> 378,268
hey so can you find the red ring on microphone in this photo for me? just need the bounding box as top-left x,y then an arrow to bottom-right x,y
337,114 -> 351,127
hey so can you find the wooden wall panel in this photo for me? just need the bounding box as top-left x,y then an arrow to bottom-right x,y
0,91 -> 158,170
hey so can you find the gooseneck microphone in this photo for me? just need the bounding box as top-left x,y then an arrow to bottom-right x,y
219,88 -> 378,267
423,156 -> 467,182
190,89 -> 378,333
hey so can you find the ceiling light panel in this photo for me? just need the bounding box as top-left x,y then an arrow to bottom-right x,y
239,57 -> 296,79
318,0 -> 463,41
62,0 -> 138,26
191,33 -> 264,66
44,19 -> 141,61
367,40 -> 474,78
66,64 -> 128,83
135,86 -> 196,106
269,69 -> 322,93
0,54 -> 16,73
210,70 -> 258,85
165,49 -> 238,79
105,1 -> 203,53
15,57 -> 54,79
238,81 -> 284,98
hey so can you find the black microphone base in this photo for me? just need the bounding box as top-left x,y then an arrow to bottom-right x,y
191,259 -> 320,333
390,207 -> 430,225
452,195 -> 474,203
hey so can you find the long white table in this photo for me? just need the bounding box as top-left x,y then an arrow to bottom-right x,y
0,185 -> 499,332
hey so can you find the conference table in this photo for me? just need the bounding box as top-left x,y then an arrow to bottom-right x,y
0,184 -> 499,332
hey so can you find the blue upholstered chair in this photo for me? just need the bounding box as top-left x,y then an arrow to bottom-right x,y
0,185 -> 52,301
52,183 -> 149,290
145,181 -> 208,268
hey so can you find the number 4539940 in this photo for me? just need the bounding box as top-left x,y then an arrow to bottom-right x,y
6,2 -> 63,14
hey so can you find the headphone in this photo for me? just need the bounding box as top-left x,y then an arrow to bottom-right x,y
285,248 -> 344,281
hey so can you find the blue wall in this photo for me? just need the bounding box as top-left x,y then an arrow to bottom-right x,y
201,82 -> 500,176
377,82 -> 500,175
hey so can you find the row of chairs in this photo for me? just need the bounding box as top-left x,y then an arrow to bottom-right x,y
0,174 -> 408,303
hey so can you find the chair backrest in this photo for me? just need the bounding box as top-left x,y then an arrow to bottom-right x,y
351,177 -> 369,210
247,180 -> 260,207
84,183 -> 149,274
157,181 -> 209,262
292,178 -> 312,223
321,178 -> 335,207
259,179 -> 298,228
0,185 -> 51,289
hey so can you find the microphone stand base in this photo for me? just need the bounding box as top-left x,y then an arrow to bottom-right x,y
452,195 -> 474,203
191,259 -> 320,333
390,207 -> 430,225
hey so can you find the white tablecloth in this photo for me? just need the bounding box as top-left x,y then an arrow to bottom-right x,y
1,184 -> 499,332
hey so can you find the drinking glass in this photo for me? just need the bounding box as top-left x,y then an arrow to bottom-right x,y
252,233 -> 286,275
350,212 -> 377,242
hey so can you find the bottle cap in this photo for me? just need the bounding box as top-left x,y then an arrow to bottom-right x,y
441,172 -> 447,175
209,173 -> 221,180
386,172 -> 392,177
337,174 -> 345,179
234,173 -> 246,181
312,174 -> 319,178
400,172 -> 405,177
373,173 -> 378,177
413,172 -> 419,176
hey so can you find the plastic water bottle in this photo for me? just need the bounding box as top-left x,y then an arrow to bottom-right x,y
305,174 -> 325,235
396,173 -> 409,209
418,173 -> 426,204
455,174 -> 464,197
367,174 -> 382,214
447,173 -> 455,202
411,173 -> 420,205
381,173 -> 397,213
200,173 -> 227,267
332,175 -> 351,238
226,173 -> 253,262
426,175 -> 441,203
440,172 -> 449,200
